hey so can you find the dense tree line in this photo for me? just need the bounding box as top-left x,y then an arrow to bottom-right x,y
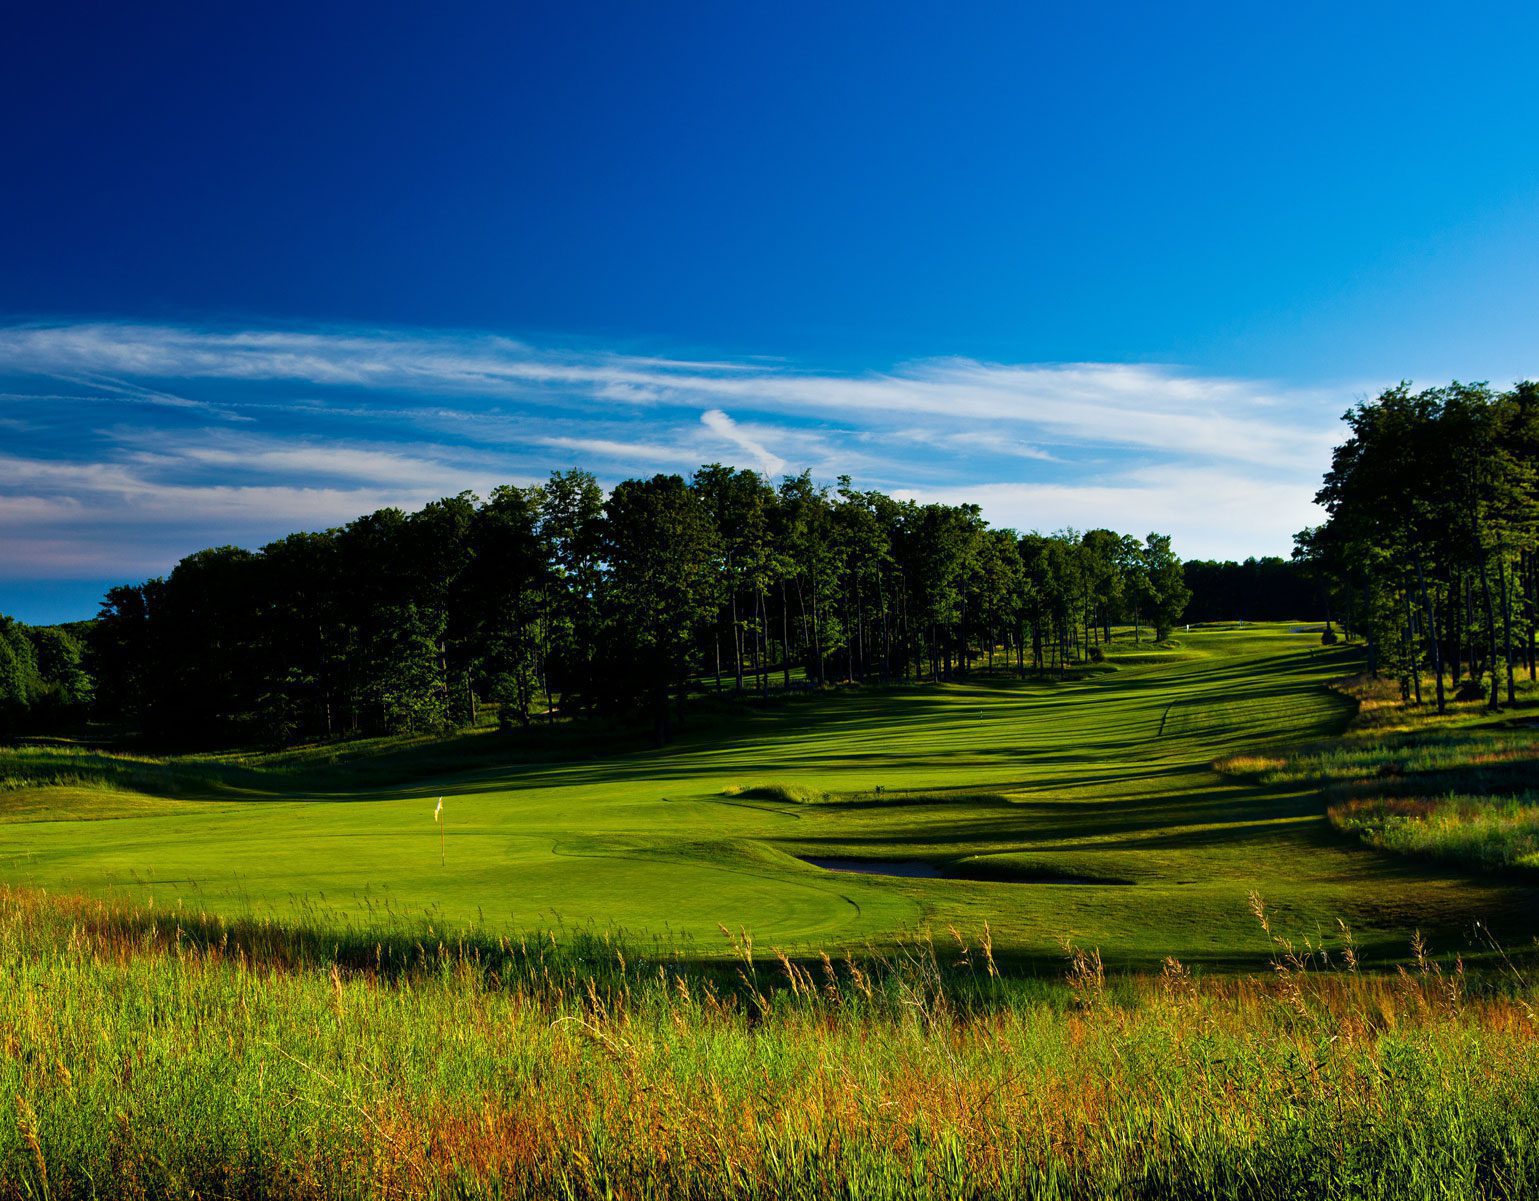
0,616 -> 92,735
78,467 -> 1191,745
1182,557 -> 1323,624
1299,380 -> 1539,711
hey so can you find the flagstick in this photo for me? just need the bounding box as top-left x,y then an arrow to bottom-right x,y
440,798 -> 445,867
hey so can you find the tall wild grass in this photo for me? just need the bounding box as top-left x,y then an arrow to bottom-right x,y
0,886 -> 1536,1199
1221,674 -> 1539,876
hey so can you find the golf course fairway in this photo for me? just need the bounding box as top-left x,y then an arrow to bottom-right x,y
4,623 -> 1535,966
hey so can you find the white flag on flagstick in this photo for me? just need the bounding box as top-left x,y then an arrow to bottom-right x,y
434,797 -> 443,822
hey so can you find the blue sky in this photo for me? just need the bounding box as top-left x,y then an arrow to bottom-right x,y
4,2 -> 1539,622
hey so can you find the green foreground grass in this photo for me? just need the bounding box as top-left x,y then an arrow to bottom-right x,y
2,886 -> 1538,1200
2,623 -> 1537,965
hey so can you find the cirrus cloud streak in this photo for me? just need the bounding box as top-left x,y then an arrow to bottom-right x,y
0,320 -> 1361,602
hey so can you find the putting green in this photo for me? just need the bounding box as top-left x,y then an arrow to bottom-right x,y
3,624 -> 1535,965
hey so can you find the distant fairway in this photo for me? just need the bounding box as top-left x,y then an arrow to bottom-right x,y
3,624 -> 1535,965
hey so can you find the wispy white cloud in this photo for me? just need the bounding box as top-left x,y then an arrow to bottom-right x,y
880,426 -> 1061,462
699,409 -> 786,476
0,318 -> 1359,585
894,466 -> 1321,561
0,320 -> 1345,466
529,435 -> 707,468
105,429 -> 501,491
692,360 -> 1341,471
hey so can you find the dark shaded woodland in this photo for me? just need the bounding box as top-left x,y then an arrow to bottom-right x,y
16,470 -> 1189,744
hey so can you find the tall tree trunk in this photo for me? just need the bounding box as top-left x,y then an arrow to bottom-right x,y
1528,549 -> 1538,681
1467,575 -> 1479,683
795,577 -> 810,681
811,577 -> 824,685
856,587 -> 865,681
877,573 -> 891,683
1412,549 -> 1445,714
849,585 -> 861,683
1500,553 -> 1516,705
780,581 -> 792,690
1402,587 -> 1421,704
1362,580 -> 1378,676
731,592 -> 744,692
1447,570 -> 1462,686
756,589 -> 768,696
1478,547 -> 1501,710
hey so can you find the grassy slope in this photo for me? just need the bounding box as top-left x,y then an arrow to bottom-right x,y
1224,670 -> 1539,875
1,623 -> 1534,966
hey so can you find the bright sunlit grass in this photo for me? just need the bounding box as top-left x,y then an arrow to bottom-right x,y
0,626 -> 1534,967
